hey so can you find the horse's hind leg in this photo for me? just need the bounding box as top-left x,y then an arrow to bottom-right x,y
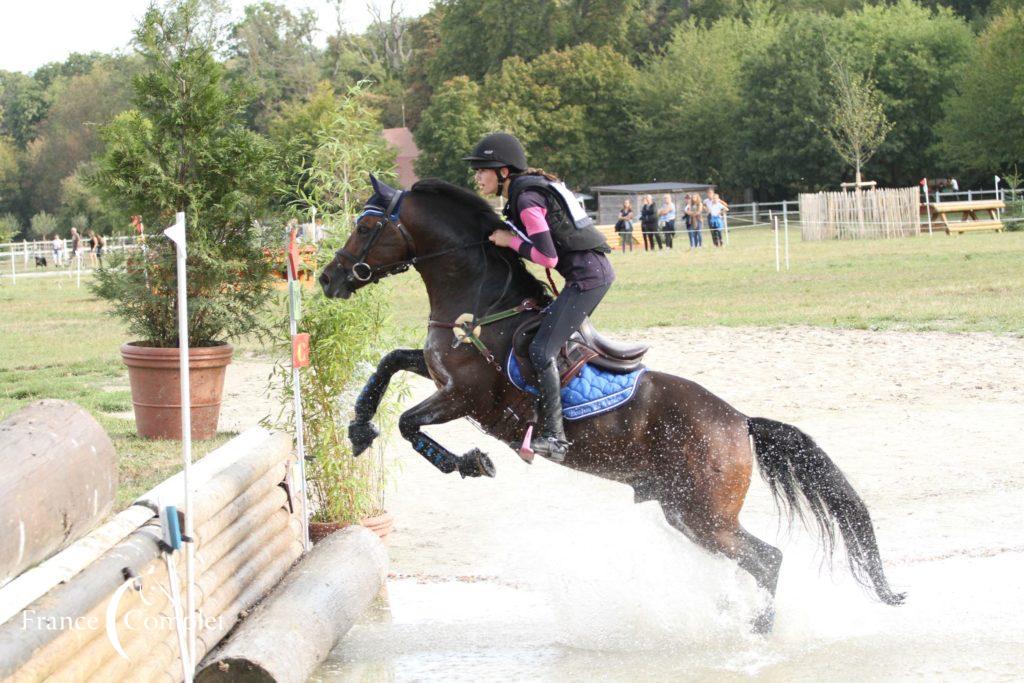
723,527 -> 783,633
661,420 -> 783,633
350,349 -> 429,456
398,389 -> 496,479
665,505 -> 783,634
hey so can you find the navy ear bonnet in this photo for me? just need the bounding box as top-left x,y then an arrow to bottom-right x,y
361,174 -> 404,222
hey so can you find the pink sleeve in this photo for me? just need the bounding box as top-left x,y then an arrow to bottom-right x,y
508,206 -> 558,268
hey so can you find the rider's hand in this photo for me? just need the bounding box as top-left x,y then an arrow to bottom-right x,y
489,229 -> 516,248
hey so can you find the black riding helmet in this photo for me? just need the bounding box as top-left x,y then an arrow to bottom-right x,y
463,132 -> 528,173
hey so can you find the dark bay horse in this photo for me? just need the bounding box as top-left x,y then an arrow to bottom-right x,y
318,177 -> 905,632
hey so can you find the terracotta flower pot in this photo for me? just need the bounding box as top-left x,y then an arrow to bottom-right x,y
309,511 -> 394,545
120,342 -> 233,440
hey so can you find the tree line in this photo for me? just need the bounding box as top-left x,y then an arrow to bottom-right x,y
1,0 -> 1022,241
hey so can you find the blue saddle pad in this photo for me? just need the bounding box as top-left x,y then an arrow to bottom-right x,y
506,351 -> 646,421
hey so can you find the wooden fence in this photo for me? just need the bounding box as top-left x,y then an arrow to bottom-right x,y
798,187 -> 920,241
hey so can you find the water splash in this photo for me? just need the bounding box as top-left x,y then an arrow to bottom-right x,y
533,502 -> 766,651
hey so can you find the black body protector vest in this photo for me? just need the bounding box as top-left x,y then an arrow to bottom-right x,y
504,175 -> 611,254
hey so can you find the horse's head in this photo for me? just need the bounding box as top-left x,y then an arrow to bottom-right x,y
319,175 -> 415,299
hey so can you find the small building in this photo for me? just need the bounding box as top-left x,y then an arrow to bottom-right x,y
382,127 -> 421,189
590,182 -> 715,225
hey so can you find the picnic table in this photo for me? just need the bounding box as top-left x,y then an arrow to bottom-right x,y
928,199 -> 1005,234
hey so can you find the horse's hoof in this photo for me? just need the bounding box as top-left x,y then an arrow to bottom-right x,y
751,608 -> 775,635
458,448 -> 496,478
348,421 -> 379,457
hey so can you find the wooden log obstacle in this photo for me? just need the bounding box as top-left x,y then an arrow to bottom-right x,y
0,400 -> 117,587
928,199 -> 1005,234
0,426 -> 303,682
2,418 -> 387,683
196,527 -> 387,683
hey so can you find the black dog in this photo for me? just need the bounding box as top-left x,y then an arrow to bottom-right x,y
34,255 -> 47,267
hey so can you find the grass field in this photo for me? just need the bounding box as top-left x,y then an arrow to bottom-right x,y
2,228 -> 1022,504
0,278 -> 251,507
388,227 -> 1024,336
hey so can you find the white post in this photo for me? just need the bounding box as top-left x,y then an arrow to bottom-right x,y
723,212 -> 730,246
923,181 -> 933,236
76,251 -> 81,288
783,203 -> 790,270
995,176 -> 1002,222
287,230 -> 311,553
164,212 -> 196,669
773,216 -> 780,272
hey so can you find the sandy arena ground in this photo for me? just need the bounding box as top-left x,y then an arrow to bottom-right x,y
224,326 -> 1024,680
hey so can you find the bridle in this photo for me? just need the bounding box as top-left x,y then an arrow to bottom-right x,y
335,191 -> 416,283
335,189 -> 534,364
334,190 -> 491,284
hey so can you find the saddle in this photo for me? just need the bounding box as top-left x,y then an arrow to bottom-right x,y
511,315 -> 648,387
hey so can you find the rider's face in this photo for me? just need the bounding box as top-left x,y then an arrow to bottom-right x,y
474,167 -> 502,197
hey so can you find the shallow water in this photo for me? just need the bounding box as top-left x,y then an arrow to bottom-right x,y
313,503 -> 1024,682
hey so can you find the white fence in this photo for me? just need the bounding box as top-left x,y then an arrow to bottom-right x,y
1,236 -> 138,284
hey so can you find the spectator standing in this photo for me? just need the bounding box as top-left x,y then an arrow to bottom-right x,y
615,199 -> 635,253
658,194 -> 676,249
704,189 -> 729,247
70,227 -> 82,267
130,215 -> 145,241
640,194 -> 661,251
685,195 -> 703,248
88,230 -> 106,267
51,234 -> 64,266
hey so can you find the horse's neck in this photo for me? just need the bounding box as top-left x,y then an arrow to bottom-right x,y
417,254 -> 526,322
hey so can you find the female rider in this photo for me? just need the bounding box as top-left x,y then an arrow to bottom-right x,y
464,132 -> 615,462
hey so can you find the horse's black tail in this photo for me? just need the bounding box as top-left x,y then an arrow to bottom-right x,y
747,417 -> 905,605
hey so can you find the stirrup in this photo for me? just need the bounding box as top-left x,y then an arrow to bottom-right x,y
531,434 -> 570,463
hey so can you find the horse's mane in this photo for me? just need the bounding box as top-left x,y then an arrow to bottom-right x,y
410,178 -> 550,305
410,178 -> 504,235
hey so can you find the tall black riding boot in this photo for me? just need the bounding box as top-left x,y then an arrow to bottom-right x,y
533,361 -> 570,462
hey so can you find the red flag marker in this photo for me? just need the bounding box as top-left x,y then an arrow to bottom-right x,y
292,333 -> 310,368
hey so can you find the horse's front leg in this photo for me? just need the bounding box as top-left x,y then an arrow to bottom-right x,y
399,390 -> 496,479
349,349 -> 430,456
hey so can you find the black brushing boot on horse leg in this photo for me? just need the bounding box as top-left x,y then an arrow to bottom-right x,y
398,390 -> 496,478
349,349 -> 429,456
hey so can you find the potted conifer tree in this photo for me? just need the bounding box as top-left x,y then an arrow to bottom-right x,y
90,0 -> 281,439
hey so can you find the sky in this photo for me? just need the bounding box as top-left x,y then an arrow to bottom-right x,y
0,0 -> 432,74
